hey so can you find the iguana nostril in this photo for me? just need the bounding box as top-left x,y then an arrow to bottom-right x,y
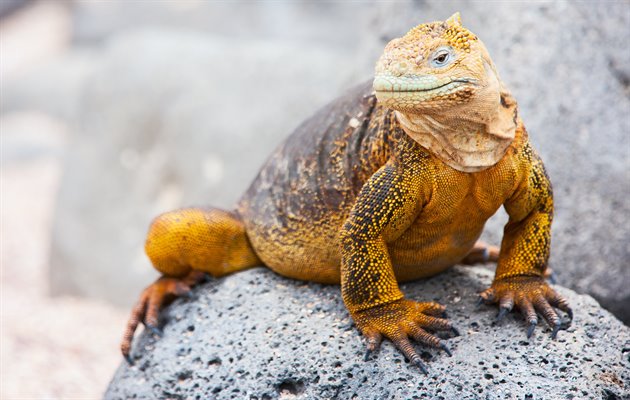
393,61 -> 408,77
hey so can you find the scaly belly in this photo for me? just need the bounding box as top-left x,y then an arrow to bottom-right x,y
246,212 -> 486,285
388,223 -> 485,282
387,183 -> 506,281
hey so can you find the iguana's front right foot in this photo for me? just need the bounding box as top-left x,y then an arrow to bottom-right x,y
353,299 -> 457,374
121,270 -> 206,363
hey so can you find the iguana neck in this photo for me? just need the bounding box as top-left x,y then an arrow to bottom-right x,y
395,78 -> 518,173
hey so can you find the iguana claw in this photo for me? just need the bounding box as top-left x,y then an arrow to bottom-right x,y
354,299 -> 454,373
124,354 -> 134,366
146,324 -> 163,337
551,322 -> 562,339
496,307 -> 510,322
439,342 -> 452,357
480,276 -> 572,340
526,321 -> 537,339
414,358 -> 429,375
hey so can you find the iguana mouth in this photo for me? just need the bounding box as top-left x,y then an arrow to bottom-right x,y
373,76 -> 476,93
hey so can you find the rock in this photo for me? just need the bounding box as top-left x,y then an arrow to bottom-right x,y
0,48 -> 98,121
0,0 -> 27,18
0,111 -> 67,163
359,1 -> 630,325
70,1 -> 375,48
105,266 -> 630,399
49,29 -> 362,306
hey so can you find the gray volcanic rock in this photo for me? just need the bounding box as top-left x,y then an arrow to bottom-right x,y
106,266 -> 630,399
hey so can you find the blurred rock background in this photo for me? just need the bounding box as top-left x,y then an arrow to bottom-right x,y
1,0 -> 628,398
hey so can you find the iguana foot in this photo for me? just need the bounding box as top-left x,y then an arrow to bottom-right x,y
479,276 -> 572,339
121,270 -> 206,363
460,241 -> 500,265
354,299 -> 456,374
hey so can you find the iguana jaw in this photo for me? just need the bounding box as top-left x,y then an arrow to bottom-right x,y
373,75 -> 477,108
377,63 -> 519,173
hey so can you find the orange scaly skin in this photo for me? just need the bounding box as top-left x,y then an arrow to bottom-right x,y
121,13 -> 572,372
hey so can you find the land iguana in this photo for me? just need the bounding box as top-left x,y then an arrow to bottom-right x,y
121,13 -> 572,373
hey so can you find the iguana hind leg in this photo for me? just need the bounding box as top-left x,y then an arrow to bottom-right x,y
460,241 -> 500,265
121,207 -> 261,362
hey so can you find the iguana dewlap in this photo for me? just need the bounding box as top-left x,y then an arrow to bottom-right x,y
121,13 -> 572,373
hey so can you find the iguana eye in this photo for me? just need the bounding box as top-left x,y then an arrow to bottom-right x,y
430,47 -> 453,68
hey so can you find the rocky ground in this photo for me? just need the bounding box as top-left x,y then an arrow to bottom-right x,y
106,267 -> 630,399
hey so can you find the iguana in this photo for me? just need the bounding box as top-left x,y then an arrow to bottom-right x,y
121,13 -> 572,373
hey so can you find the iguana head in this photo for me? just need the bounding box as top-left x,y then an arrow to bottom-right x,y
373,12 -> 503,113
372,13 -> 518,173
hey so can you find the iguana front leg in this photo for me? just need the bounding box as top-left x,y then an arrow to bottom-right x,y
480,144 -> 572,338
339,161 -> 454,374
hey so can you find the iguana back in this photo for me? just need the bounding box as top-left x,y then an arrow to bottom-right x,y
238,82 -> 393,282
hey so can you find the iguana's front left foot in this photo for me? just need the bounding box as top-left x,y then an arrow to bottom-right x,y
354,299 -> 457,374
479,276 -> 573,339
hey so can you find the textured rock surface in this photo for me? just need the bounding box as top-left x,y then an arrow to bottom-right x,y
106,267 -> 630,399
